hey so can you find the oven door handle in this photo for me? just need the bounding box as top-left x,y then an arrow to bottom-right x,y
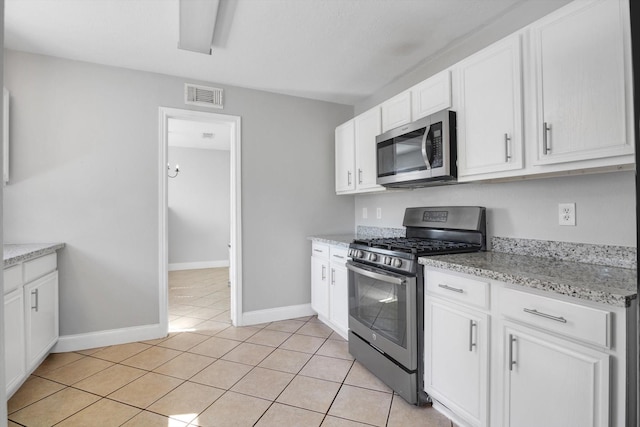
346,261 -> 406,286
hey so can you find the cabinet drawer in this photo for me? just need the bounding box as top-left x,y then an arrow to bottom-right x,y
311,243 -> 330,258
4,265 -> 23,294
498,287 -> 610,348
329,246 -> 349,266
425,269 -> 490,310
23,253 -> 57,283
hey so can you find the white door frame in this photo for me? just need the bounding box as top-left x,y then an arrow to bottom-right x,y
158,107 -> 242,331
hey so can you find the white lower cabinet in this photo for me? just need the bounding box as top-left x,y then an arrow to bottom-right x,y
310,242 -> 349,338
502,322 -> 609,427
424,266 -> 633,427
328,253 -> 348,336
4,252 -> 60,399
311,249 -> 330,319
24,271 -> 59,369
4,288 -> 25,396
425,299 -> 488,427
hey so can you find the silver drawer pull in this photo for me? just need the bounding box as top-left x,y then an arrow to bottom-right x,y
523,308 -> 567,323
438,284 -> 464,294
332,255 -> 345,259
31,289 -> 39,312
313,249 -> 323,253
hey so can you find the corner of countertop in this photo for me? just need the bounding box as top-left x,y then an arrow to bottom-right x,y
4,243 -> 66,268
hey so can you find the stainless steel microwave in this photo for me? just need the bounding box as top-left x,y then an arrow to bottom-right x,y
376,110 -> 457,188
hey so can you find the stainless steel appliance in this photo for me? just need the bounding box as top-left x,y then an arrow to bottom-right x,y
376,109 -> 457,188
347,206 -> 486,405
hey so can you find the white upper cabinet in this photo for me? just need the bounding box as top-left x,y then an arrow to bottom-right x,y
456,34 -> 524,180
410,70 -> 452,120
335,120 -> 356,193
530,0 -> 634,166
354,107 -> 384,192
381,91 -> 412,133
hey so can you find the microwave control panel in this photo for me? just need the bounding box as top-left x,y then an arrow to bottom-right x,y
430,123 -> 443,168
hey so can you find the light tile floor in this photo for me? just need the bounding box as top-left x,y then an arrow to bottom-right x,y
8,268 -> 453,427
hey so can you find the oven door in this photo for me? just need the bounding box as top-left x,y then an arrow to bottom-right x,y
346,260 -> 417,370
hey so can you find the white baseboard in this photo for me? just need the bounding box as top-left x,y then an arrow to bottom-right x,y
240,303 -> 315,326
168,260 -> 230,271
52,323 -> 167,353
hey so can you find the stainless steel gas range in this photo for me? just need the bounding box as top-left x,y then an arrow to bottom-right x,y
346,206 -> 486,405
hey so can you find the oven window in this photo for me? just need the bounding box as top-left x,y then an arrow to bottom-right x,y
350,271 -> 408,348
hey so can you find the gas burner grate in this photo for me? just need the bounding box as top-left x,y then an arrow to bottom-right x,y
352,237 -> 480,255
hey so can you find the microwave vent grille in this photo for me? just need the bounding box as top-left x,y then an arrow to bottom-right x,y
184,83 -> 224,109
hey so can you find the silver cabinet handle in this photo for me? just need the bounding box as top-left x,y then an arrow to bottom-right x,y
332,255 -> 345,260
523,308 -> 567,323
438,284 -> 463,293
321,265 -> 326,280
543,122 -> 551,155
347,171 -> 352,186
331,268 -> 336,285
504,133 -> 511,162
469,320 -> 477,352
313,249 -> 323,253
358,168 -> 363,184
509,334 -> 517,371
31,288 -> 39,312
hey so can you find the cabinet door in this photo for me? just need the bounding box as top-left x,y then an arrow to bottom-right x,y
311,256 -> 330,319
24,271 -> 59,370
425,299 -> 488,427
354,107 -> 384,192
329,263 -> 348,338
457,34 -> 523,179
381,91 -> 412,133
532,0 -> 633,165
411,70 -> 451,120
5,288 -> 25,397
335,120 -> 356,193
503,323 -> 609,427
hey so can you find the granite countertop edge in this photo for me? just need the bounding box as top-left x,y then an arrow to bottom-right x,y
307,235 -> 356,248
419,252 -> 637,308
4,243 -> 66,268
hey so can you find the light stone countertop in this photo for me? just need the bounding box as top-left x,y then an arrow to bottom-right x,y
4,243 -> 65,268
419,251 -> 637,307
308,235 -> 357,248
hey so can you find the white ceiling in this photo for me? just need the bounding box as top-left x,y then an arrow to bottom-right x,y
6,0 -> 546,105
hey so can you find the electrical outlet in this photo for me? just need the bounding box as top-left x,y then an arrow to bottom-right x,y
558,203 -> 576,226
362,207 -> 368,219
376,208 -> 382,219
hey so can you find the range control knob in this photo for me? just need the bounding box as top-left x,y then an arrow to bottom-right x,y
348,249 -> 353,257
368,253 -> 378,262
383,256 -> 391,265
392,258 -> 403,268
356,250 -> 364,259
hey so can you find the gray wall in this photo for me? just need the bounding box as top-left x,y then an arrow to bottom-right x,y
168,146 -> 230,265
3,49 -> 354,336
356,172 -> 636,247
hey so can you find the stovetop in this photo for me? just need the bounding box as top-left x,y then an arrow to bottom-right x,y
348,206 -> 487,274
351,237 -> 481,256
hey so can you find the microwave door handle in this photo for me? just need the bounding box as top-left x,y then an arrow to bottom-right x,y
421,125 -> 432,169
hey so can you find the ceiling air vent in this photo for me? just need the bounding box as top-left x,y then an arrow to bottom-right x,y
184,83 -> 224,109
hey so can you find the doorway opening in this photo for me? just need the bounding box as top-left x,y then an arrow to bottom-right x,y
158,107 -> 242,333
